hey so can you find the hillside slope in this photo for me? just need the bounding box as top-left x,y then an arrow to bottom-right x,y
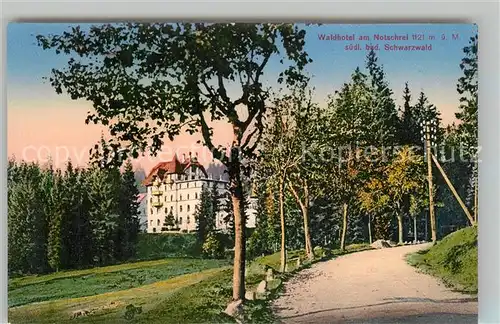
407,226 -> 478,294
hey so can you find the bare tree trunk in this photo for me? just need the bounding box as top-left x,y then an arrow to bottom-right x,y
288,181 -> 314,260
368,214 -> 372,244
413,215 -> 417,243
340,203 -> 348,252
303,206 -> 314,260
302,182 -> 314,260
397,213 -> 403,245
279,175 -> 287,273
228,161 -> 245,301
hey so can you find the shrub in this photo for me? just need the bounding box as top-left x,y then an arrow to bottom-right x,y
202,233 -> 225,259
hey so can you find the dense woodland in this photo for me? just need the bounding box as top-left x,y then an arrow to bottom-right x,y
8,157 -> 141,275
11,24 -> 477,303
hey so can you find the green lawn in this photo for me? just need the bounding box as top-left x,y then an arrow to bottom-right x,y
9,243 -> 372,324
406,226 -> 478,294
9,258 -> 229,307
9,266 -> 234,324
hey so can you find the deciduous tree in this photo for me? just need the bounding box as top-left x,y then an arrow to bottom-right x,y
37,23 -> 311,301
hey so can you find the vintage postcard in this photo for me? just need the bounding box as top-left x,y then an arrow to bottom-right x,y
7,23 -> 478,323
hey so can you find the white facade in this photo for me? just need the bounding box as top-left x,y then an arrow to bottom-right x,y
145,157 -> 256,234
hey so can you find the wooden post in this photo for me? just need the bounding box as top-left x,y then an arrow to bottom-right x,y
431,153 -> 475,226
425,125 -> 437,244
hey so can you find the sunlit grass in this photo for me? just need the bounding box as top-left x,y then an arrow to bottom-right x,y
407,226 -> 477,294
9,258 -> 229,307
9,266 -> 230,324
9,243 -> 373,324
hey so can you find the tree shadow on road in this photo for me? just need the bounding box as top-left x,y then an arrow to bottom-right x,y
277,296 -> 477,321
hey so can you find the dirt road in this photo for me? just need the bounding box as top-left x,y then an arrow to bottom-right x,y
272,244 -> 477,324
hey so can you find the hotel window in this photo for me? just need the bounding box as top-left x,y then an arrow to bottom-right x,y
164,208 -> 168,214
191,174 -> 195,180
180,194 -> 183,201
187,182 -> 190,188
180,206 -> 183,212
150,209 -> 153,214
187,205 -> 191,212
179,217 -> 183,224
187,194 -> 190,200
150,220 -> 153,226
195,193 -> 198,200
187,216 -> 190,224
164,196 -> 167,202
170,206 -> 173,212
157,219 -> 160,226
153,228 -> 156,233
177,174 -> 181,180
171,194 -> 173,201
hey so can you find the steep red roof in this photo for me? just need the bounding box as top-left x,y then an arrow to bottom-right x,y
142,154 -> 208,186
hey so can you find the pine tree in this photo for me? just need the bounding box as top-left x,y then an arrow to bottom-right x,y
455,34 -> 478,222
68,165 -> 93,268
117,160 -> 141,260
399,82 -> 422,146
162,210 -> 176,231
47,169 -> 64,272
365,50 -> 400,148
8,163 -> 48,274
195,185 -> 216,243
456,34 -> 478,159
87,167 -> 120,266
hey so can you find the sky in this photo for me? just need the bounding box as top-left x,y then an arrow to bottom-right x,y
7,23 -> 478,172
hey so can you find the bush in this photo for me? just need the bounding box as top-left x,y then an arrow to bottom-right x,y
134,233 -> 200,260
202,233 -> 225,259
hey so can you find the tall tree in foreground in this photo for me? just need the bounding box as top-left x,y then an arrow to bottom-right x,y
37,23 -> 310,302
455,34 -> 478,223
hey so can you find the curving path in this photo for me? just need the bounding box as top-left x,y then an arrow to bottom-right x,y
272,244 -> 477,324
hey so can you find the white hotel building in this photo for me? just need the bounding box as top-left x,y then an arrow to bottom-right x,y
143,154 -> 256,234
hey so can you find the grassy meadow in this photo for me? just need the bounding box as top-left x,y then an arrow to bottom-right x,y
9,243 -> 372,324
407,226 -> 478,294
